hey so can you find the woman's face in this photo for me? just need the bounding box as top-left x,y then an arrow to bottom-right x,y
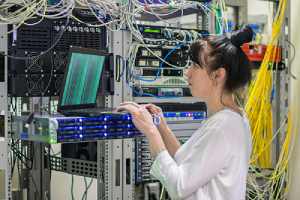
185,63 -> 215,101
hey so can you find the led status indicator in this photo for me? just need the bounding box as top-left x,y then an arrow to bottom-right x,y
144,28 -> 161,33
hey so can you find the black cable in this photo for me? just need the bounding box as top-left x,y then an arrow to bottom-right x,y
11,139 -> 41,199
16,154 -> 22,191
10,140 -> 34,169
10,139 -> 17,179
82,178 -> 93,200
10,146 -> 32,169
47,145 -> 52,181
71,175 -> 75,200
29,142 -> 35,170
10,143 -> 28,161
29,171 -> 41,200
82,177 -> 88,200
24,142 -> 40,199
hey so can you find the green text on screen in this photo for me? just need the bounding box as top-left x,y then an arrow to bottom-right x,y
61,52 -> 105,106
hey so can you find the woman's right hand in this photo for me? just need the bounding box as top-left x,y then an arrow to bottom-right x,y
142,104 -> 168,131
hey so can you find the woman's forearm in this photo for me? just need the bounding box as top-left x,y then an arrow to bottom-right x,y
158,124 -> 181,157
147,128 -> 167,158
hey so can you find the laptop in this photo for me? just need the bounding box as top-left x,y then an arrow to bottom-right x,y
57,47 -> 115,117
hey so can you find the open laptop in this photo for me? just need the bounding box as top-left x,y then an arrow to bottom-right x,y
57,47 -> 115,117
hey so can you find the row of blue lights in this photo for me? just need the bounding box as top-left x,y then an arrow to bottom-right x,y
58,123 -> 135,132
58,123 -> 135,129
56,114 -> 132,124
58,129 -> 137,135
57,131 -> 141,142
58,129 -> 136,135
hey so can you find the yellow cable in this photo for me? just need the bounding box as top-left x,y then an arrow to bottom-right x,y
245,0 -> 293,199
246,0 -> 287,168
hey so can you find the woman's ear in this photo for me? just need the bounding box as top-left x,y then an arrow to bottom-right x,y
214,67 -> 226,82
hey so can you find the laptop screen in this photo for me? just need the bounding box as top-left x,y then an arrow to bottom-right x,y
59,47 -> 108,110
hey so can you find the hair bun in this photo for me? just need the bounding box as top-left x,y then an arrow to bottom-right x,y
230,26 -> 254,47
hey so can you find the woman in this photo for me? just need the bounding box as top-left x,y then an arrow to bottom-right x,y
117,26 -> 253,200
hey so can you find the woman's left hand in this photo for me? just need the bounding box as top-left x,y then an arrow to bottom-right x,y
116,102 -> 157,136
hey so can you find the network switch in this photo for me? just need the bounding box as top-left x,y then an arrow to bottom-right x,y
13,113 -> 141,143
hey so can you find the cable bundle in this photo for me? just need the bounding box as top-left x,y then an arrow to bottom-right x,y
246,0 -> 287,169
0,0 -> 225,39
245,0 -> 294,199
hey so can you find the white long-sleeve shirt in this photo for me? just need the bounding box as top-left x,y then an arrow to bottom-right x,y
150,109 -> 252,200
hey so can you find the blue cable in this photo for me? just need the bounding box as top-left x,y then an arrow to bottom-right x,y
119,44 -> 186,99
271,86 -> 275,103
116,59 -> 182,99
134,43 -> 183,82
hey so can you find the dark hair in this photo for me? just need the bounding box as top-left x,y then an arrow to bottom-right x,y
189,26 -> 254,92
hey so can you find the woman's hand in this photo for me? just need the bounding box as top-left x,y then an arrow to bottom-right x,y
142,104 -> 168,132
117,102 -> 167,157
116,102 -> 158,136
